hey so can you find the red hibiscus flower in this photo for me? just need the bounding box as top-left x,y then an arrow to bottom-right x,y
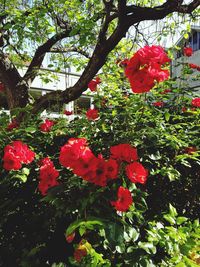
59,138 -> 93,169
126,162 -> 148,184
161,89 -> 171,94
153,101 -> 164,107
64,110 -> 73,116
66,232 -> 75,243
86,108 -> 99,120
40,119 -> 55,132
191,98 -> 200,107
110,143 -> 138,163
189,63 -> 198,69
3,152 -> 22,170
137,45 -> 171,66
182,107 -> 187,112
6,119 -> 19,131
0,83 -> 5,92
128,67 -> 156,93
105,159 -> 118,180
74,246 -> 87,263
184,146 -> 197,155
72,155 -> 96,177
183,47 -> 193,57
125,46 -> 170,93
38,157 -> 59,195
83,157 -> 108,186
111,186 -> 133,212
3,141 -> 35,171
88,77 -> 101,92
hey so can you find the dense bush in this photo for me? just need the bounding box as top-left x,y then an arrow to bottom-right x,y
0,46 -> 200,266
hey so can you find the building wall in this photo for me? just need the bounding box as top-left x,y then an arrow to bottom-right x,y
171,39 -> 200,95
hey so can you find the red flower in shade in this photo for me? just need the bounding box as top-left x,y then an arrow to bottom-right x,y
184,146 -> 197,155
66,232 -> 75,243
0,83 -> 5,92
74,246 -> 87,263
161,89 -> 171,94
3,141 -> 35,171
183,47 -> 193,57
182,107 -> 187,112
88,77 -> 101,92
86,108 -> 99,120
191,98 -> 200,107
111,186 -> 133,212
105,159 -> 118,180
72,155 -> 96,178
6,119 -> 19,131
153,101 -> 164,107
3,152 -> 22,170
64,110 -> 73,116
126,162 -> 148,184
82,157 -> 108,186
40,119 -> 55,132
38,157 -> 59,195
110,144 -> 138,163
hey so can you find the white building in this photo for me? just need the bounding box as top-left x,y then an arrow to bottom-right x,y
171,25 -> 200,93
0,66 -> 93,118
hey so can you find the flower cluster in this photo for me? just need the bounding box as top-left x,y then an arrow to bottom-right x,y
6,119 -> 19,131
153,101 -> 164,108
60,139 -> 148,212
184,47 -> 193,57
111,186 -> 133,212
191,97 -> 200,108
74,242 -> 87,262
125,45 -> 170,93
86,108 -> 99,120
189,63 -> 200,71
3,141 -> 35,171
38,157 -> 59,195
40,119 -> 55,132
88,77 -> 101,92
59,138 -> 118,187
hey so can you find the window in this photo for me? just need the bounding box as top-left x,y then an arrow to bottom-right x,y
193,31 -> 198,51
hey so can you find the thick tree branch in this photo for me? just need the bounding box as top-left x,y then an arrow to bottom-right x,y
23,29 -> 72,85
32,0 -> 200,113
175,0 -> 200,13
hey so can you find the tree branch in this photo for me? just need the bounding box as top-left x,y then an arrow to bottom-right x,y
23,29 -> 72,85
27,0 -> 200,113
50,47 -> 90,58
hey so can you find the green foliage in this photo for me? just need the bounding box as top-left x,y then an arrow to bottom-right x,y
0,44 -> 200,266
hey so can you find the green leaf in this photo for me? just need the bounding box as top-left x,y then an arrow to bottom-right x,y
22,167 -> 30,176
177,217 -> 188,225
66,217 -> 105,236
163,214 -> 176,225
25,126 -> 37,133
138,242 -> 157,254
164,112 -> 170,122
15,174 -> 27,183
169,204 -> 178,218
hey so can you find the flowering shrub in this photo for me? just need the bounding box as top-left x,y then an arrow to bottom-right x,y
0,45 -> 199,266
